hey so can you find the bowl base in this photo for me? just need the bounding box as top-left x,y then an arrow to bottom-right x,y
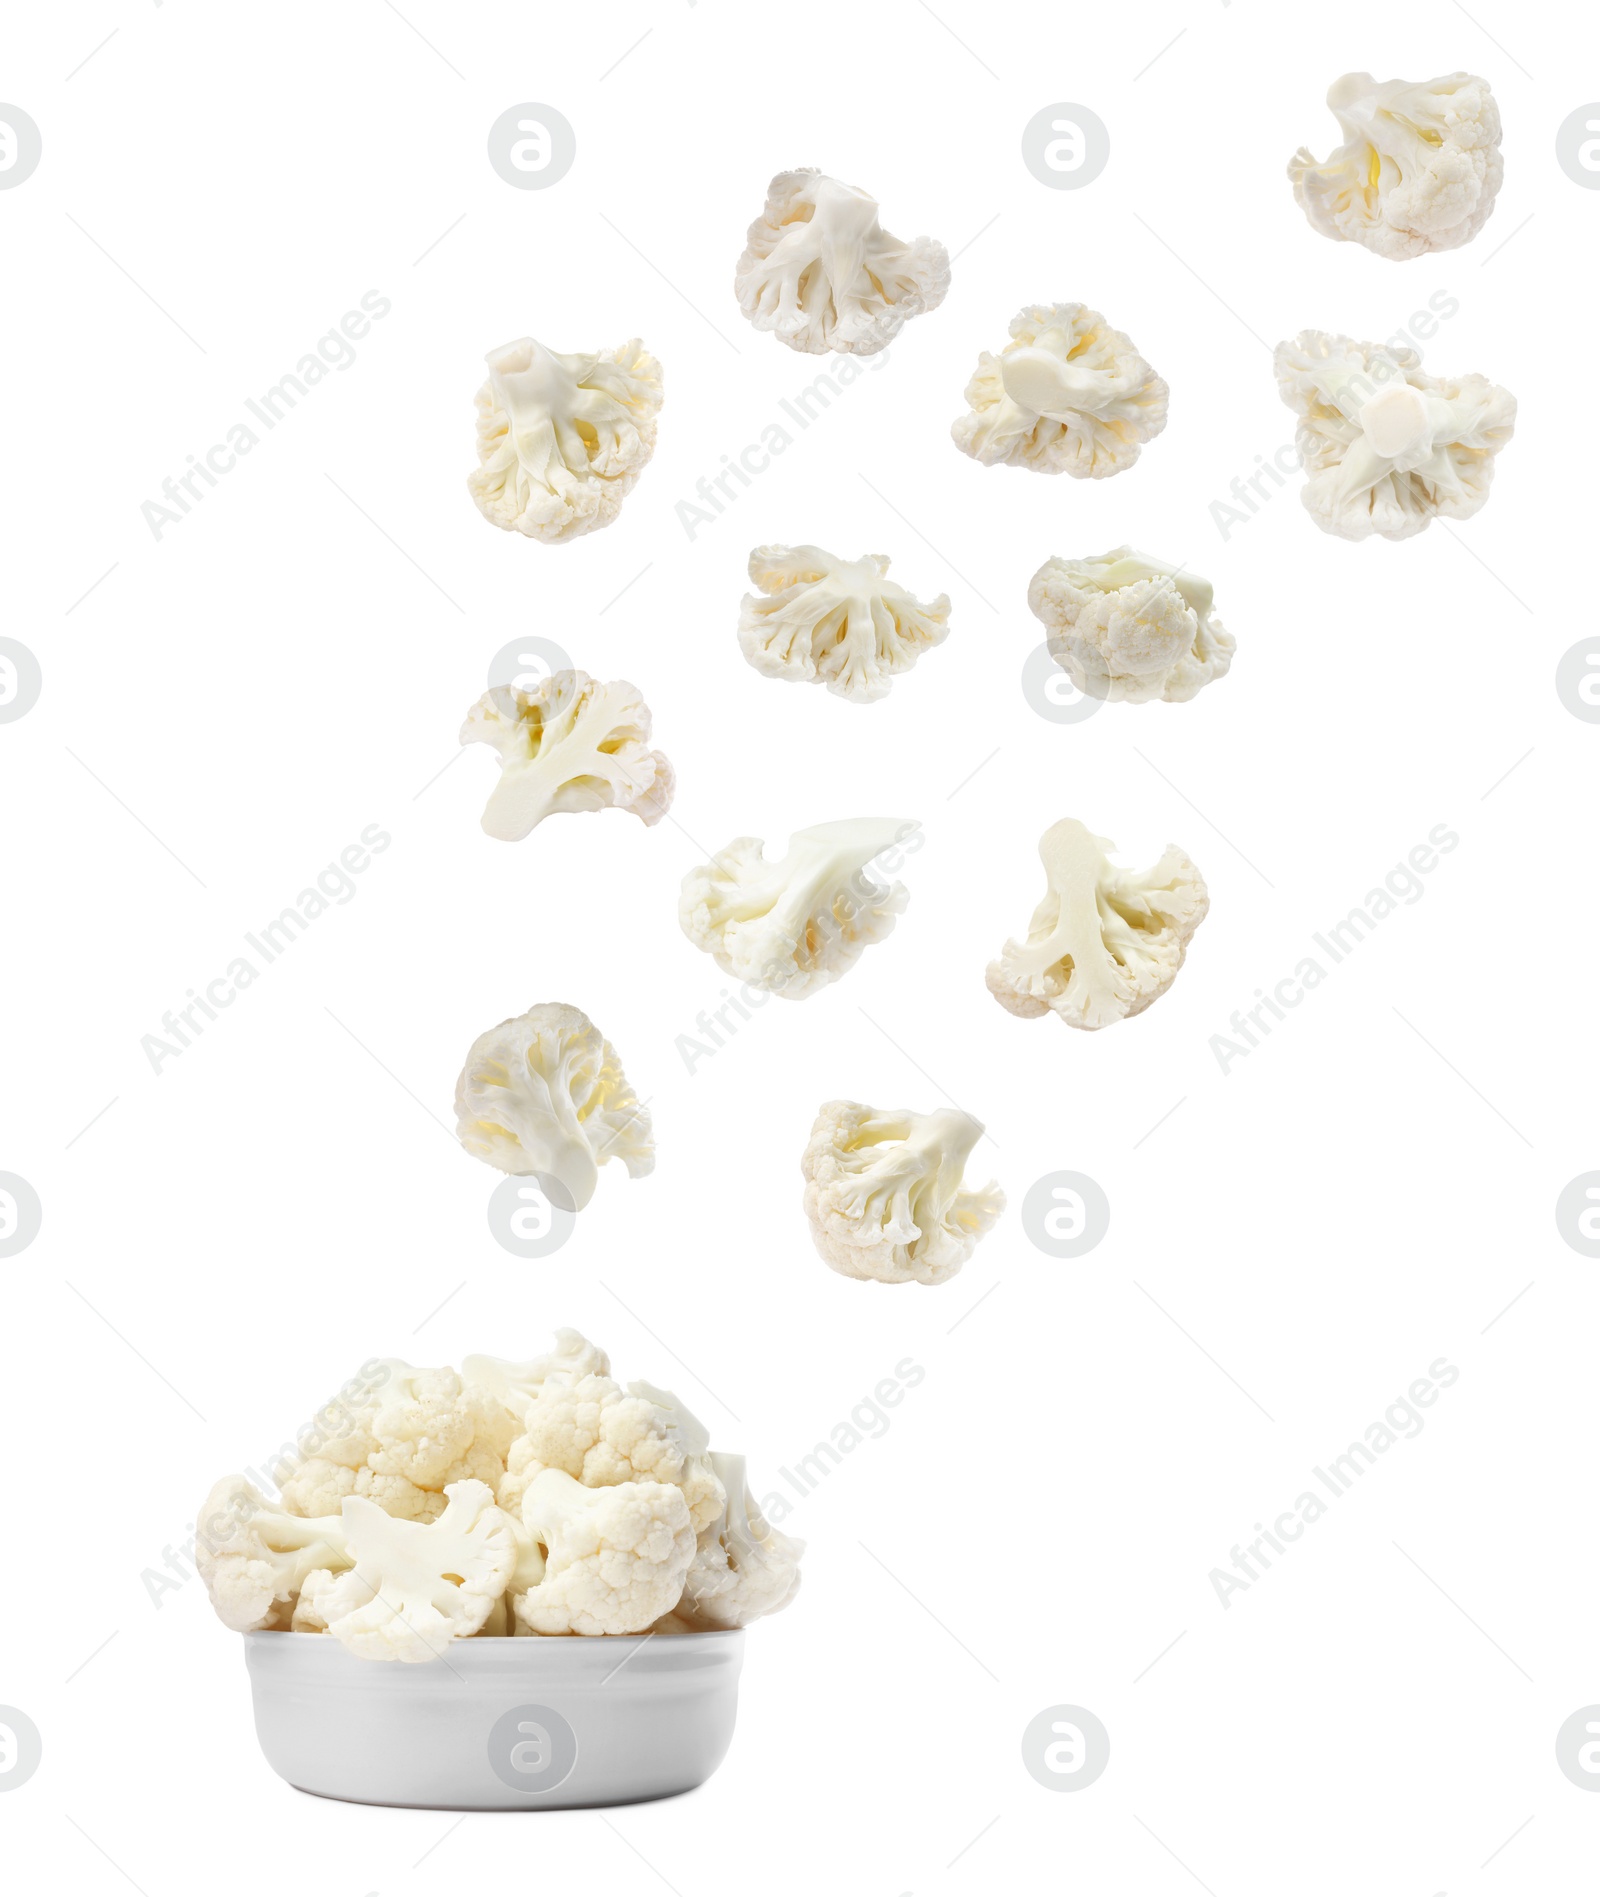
287,1779 -> 705,1813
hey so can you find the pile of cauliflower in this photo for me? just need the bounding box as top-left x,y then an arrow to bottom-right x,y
196,1330 -> 802,1663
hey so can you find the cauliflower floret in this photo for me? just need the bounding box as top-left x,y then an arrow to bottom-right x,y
680,817 -> 917,1000
801,1101 -> 1004,1286
361,1365 -> 509,1493
467,335 -> 662,543
454,1002 -> 653,1209
671,1453 -> 804,1630
460,670 -> 675,840
512,1469 -> 696,1637
279,1361 -> 509,1525
501,1372 -> 724,1536
988,819 -> 1208,1031
195,1476 -> 350,1632
1274,329 -> 1516,541
952,303 -> 1168,478
739,545 -> 950,703
735,168 -> 948,355
461,1328 -> 611,1439
1289,72 -> 1502,261
294,1481 -> 518,1664
1028,550 -> 1235,705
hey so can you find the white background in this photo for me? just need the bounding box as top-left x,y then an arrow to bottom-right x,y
2,2 -> 1597,1892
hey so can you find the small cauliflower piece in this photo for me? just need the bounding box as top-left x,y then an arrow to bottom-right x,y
467,335 -> 662,544
512,1468 -> 696,1637
501,1372 -> 724,1536
195,1476 -> 350,1632
1028,550 -> 1235,705
279,1361 -> 509,1525
801,1101 -> 1004,1286
1274,329 -> 1516,541
362,1364 -> 509,1496
461,670 -> 675,840
952,303 -> 1168,478
680,817 -> 917,1000
462,1327 -> 611,1437
735,168 -> 948,355
297,1481 -> 518,1664
672,1453 -> 804,1630
988,819 -> 1207,1031
739,545 -> 950,703
1289,72 -> 1502,261
454,1002 -> 653,1209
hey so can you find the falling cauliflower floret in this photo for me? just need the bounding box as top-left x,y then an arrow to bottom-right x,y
735,168 -> 949,355
1028,550 -> 1235,705
512,1468 -> 697,1637
952,303 -> 1168,478
1289,72 -> 1502,261
500,1372 -> 726,1536
460,670 -> 675,840
293,1481 -> 518,1664
1274,329 -> 1515,541
454,1001 -> 653,1209
680,817 -> 918,999
467,335 -> 662,544
670,1453 -> 804,1630
739,545 -> 950,703
988,819 -> 1208,1031
801,1101 -> 1004,1286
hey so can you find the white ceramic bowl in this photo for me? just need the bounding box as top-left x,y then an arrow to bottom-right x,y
244,1629 -> 745,1810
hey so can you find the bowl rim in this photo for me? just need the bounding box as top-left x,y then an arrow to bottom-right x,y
242,1628 -> 745,1647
